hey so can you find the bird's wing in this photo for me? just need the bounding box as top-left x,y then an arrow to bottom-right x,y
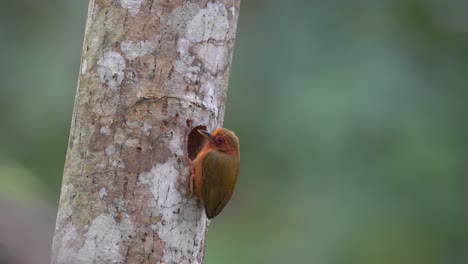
202,151 -> 240,218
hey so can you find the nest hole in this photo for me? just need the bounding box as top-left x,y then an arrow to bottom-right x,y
187,125 -> 208,160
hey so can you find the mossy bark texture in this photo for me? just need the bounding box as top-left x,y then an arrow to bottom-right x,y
51,1 -> 240,263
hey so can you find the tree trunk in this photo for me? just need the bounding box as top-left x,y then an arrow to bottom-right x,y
51,1 -> 240,263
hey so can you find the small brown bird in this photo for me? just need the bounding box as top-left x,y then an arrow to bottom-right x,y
188,128 -> 240,219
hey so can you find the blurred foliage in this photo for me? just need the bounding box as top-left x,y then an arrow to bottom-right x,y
1,0 -> 467,263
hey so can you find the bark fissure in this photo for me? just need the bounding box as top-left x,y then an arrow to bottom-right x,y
51,1 -> 241,263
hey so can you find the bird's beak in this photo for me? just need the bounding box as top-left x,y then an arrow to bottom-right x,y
197,129 -> 214,143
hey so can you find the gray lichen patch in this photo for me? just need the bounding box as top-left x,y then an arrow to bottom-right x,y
192,42 -> 229,74
186,2 -> 229,43
120,0 -> 143,16
97,51 -> 126,90
81,59 -> 88,75
120,40 -> 157,61
167,2 -> 201,36
57,215 -> 125,264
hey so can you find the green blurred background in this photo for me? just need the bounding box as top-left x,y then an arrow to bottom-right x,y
1,0 -> 467,263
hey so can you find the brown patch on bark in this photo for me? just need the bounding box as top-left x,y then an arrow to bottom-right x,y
95,0 -> 114,7
124,12 -> 161,41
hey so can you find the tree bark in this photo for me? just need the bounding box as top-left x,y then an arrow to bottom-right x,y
51,1 -> 240,263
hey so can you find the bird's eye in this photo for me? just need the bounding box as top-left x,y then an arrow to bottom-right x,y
216,137 -> 225,144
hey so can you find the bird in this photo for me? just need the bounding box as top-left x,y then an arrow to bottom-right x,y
187,128 -> 240,219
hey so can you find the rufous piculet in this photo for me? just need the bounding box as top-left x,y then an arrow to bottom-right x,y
188,128 -> 240,219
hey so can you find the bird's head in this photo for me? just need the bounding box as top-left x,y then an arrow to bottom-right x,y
198,128 -> 240,155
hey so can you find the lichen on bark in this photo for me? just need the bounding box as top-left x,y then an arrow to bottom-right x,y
51,1 -> 241,263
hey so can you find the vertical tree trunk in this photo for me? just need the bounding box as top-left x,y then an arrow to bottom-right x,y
51,1 -> 240,263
